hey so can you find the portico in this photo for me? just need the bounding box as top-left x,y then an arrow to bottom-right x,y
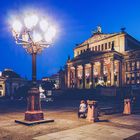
67,51 -> 123,89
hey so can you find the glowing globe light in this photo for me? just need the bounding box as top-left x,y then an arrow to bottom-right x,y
47,26 -> 56,38
22,33 -> 29,42
44,32 -> 53,43
39,19 -> 49,32
12,20 -> 22,33
33,31 -> 42,42
24,14 -> 38,29
11,12 -> 57,51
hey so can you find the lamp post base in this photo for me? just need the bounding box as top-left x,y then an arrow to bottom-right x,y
15,119 -> 54,126
25,86 -> 44,121
14,87 -> 55,125
25,111 -> 44,121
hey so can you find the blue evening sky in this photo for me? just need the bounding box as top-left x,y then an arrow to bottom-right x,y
0,0 -> 140,79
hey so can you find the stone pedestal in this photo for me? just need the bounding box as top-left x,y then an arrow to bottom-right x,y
15,86 -> 54,125
123,99 -> 131,115
86,100 -> 99,122
25,111 -> 44,121
25,87 -> 44,121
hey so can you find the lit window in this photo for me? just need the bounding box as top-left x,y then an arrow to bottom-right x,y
127,62 -> 131,71
131,73 -> 135,84
132,62 -> 135,71
137,73 -> 140,84
137,61 -> 140,69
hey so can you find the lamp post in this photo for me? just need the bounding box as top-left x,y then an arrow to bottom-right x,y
11,13 -> 56,122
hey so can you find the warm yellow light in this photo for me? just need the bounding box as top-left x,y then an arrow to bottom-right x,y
24,14 -> 38,29
39,19 -> 49,32
33,31 -> 42,42
12,20 -> 22,33
22,33 -> 29,42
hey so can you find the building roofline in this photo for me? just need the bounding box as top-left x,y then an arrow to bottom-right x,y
74,32 -> 122,49
74,31 -> 140,50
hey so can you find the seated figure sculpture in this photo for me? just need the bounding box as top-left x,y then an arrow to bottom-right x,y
78,100 -> 87,118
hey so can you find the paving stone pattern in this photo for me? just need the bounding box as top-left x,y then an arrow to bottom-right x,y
33,123 -> 138,140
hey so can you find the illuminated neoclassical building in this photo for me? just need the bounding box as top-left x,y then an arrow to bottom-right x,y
65,27 -> 140,89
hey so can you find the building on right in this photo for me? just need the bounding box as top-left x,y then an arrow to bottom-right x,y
64,27 -> 140,89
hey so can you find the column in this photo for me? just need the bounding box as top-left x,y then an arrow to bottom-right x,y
32,53 -> 37,83
82,64 -> 85,89
119,60 -> 122,87
121,61 -> 125,86
134,61 -> 137,84
67,66 -> 71,88
90,63 -> 94,88
64,69 -> 67,89
111,58 -> 115,86
100,60 -> 104,77
74,66 -> 77,88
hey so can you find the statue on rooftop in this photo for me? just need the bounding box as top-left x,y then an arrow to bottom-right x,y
92,26 -> 102,35
97,26 -> 102,33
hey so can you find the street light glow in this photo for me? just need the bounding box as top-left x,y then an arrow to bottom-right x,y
11,12 -> 57,50
33,31 -> 42,42
39,19 -> 49,32
44,26 -> 56,42
48,26 -> 56,38
44,32 -> 53,43
24,14 -> 38,29
12,20 -> 22,33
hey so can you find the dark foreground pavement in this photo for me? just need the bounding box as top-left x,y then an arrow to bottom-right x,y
0,99 -> 140,140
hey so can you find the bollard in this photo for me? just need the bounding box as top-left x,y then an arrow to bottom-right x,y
123,99 -> 131,115
86,100 -> 99,122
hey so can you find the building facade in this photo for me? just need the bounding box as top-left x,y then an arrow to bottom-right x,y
0,69 -> 27,97
65,27 -> 140,89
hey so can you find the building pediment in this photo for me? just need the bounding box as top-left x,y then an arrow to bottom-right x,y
76,33 -> 119,49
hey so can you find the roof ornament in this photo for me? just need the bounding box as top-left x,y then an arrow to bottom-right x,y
92,26 -> 102,35
97,26 -> 102,33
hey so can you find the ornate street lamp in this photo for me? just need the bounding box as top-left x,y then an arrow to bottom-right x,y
11,13 -> 56,123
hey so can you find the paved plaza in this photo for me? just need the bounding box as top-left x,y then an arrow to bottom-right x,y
1,100 -> 140,140
33,123 -> 138,140
32,114 -> 140,140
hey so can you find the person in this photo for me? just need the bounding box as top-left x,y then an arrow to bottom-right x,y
78,100 -> 87,118
123,98 -> 131,115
